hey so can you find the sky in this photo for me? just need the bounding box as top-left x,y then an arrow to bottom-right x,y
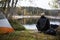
16,0 -> 53,9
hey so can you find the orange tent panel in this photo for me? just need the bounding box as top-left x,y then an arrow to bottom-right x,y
0,27 -> 14,34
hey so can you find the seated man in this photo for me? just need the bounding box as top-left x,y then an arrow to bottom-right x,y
36,13 -> 57,35
36,13 -> 50,32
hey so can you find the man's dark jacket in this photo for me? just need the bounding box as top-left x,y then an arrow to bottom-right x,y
36,15 -> 50,32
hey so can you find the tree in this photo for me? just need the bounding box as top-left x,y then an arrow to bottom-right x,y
0,0 -> 18,18
48,0 -> 59,8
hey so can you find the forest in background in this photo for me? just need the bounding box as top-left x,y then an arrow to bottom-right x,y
9,7 -> 60,16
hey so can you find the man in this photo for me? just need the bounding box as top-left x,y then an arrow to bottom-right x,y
36,13 -> 50,32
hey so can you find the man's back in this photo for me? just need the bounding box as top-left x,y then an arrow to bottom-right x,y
36,15 -> 50,32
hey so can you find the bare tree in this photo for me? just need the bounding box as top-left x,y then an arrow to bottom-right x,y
0,0 -> 18,18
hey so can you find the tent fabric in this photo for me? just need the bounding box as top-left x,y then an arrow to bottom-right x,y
0,27 -> 14,34
0,13 -> 14,34
0,19 -> 12,28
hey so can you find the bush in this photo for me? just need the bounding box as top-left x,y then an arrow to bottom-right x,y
9,19 -> 26,31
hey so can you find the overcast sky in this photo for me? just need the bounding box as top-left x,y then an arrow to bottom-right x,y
16,0 -> 53,9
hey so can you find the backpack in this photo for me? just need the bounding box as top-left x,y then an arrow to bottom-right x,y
45,28 -> 56,35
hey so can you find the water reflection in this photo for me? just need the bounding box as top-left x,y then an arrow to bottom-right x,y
18,18 -> 60,29
18,18 -> 39,24
23,24 -> 37,29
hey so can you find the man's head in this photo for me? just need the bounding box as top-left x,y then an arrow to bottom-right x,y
41,12 -> 45,16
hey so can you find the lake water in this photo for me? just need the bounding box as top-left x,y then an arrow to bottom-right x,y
18,18 -> 60,30
23,21 -> 60,30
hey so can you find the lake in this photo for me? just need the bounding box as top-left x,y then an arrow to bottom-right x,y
18,18 -> 60,30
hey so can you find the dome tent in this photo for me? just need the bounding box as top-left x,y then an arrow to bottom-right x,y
0,13 -> 14,34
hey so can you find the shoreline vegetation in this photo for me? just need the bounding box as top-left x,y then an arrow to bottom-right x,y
9,19 -> 26,31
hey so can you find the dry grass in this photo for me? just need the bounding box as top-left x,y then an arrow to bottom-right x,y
0,31 -> 59,40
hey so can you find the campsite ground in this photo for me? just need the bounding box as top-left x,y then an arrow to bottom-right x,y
0,19 -> 60,40
0,30 -> 59,40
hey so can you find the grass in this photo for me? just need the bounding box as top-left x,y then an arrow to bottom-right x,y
0,31 -> 59,40
9,19 -> 26,31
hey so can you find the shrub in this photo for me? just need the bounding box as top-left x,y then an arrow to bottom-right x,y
9,19 -> 26,31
